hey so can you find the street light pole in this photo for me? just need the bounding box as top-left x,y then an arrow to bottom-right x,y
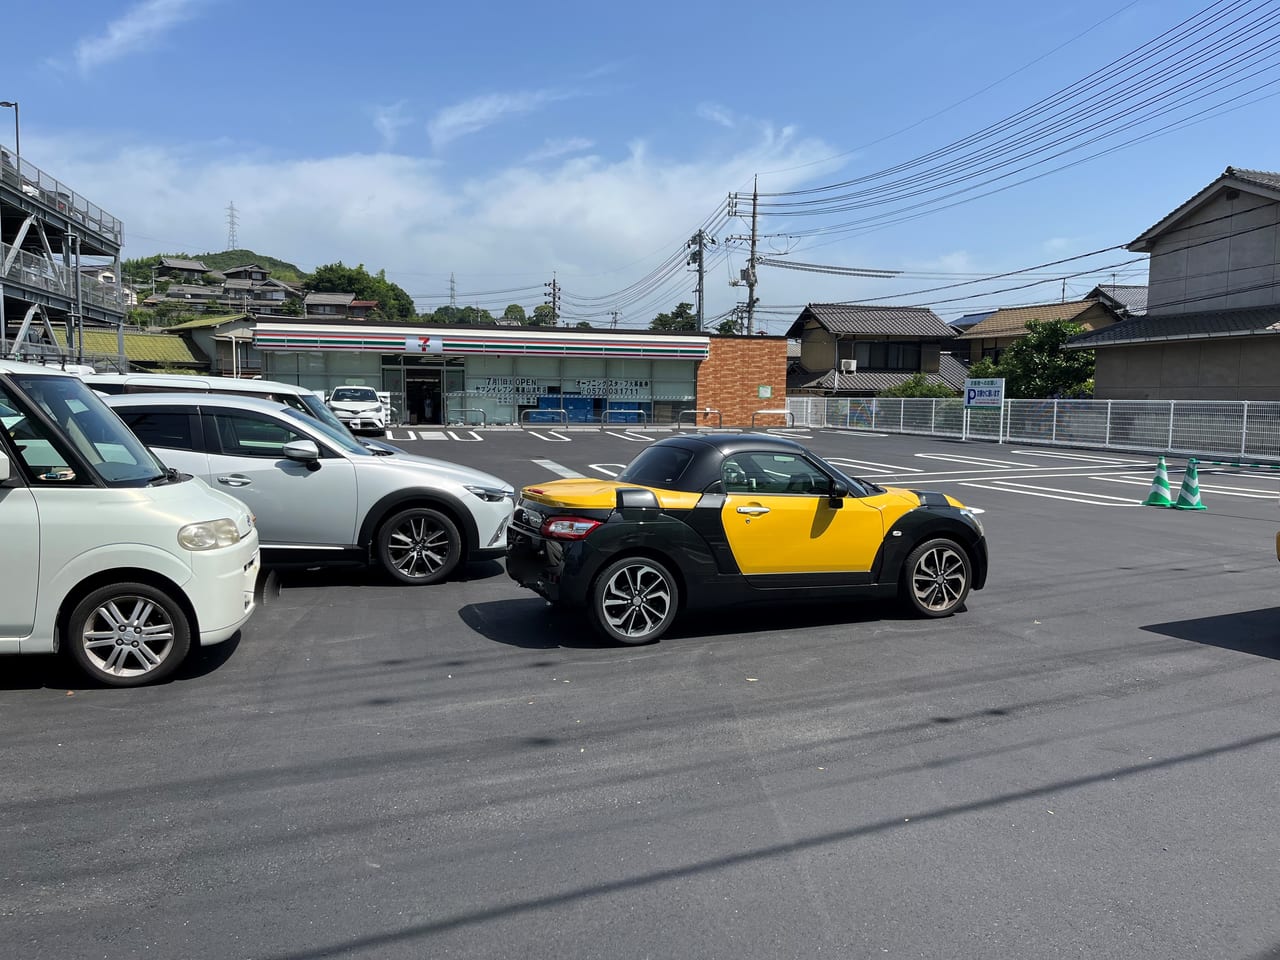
0,101 -> 19,170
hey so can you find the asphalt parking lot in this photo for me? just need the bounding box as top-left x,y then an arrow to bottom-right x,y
4,428 -> 1280,960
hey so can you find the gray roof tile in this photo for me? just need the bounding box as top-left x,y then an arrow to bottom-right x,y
786,303 -> 957,338
788,353 -> 969,394
1067,304 -> 1280,348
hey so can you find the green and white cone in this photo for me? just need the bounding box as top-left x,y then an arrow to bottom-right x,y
1143,455 -> 1174,507
1174,458 -> 1207,510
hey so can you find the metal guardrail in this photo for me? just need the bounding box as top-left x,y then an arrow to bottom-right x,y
750,408 -> 794,428
447,406 -> 488,427
1,155 -> 123,245
601,406 -> 648,428
678,408 -> 722,429
520,407 -> 568,428
787,396 -> 1280,464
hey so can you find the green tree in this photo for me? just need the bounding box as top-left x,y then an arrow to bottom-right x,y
457,305 -> 494,325
305,262 -> 415,321
650,302 -> 697,331
878,373 -> 956,398
502,304 -> 527,323
280,295 -> 303,317
530,304 -> 557,326
574,320 -> 593,329
965,356 -> 1001,380
715,316 -> 742,336
998,319 -> 1095,398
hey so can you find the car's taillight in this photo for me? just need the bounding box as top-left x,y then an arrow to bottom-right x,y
540,517 -> 602,540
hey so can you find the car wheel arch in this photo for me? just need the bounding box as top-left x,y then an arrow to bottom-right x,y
360,489 -> 476,557
57,568 -> 198,654
588,545 -> 691,613
875,512 -> 983,586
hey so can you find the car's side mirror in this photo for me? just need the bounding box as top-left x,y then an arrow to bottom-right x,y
0,450 -> 10,482
827,479 -> 848,508
282,439 -> 321,462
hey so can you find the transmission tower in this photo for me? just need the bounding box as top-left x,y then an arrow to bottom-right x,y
225,201 -> 239,251
450,272 -> 457,308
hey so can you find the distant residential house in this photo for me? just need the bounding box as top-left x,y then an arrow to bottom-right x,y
948,310 -> 994,333
304,291 -> 356,318
1085,283 -> 1147,318
222,264 -> 270,283
784,303 -> 967,396
349,299 -> 379,319
956,298 -> 1121,364
164,313 -> 258,376
156,257 -> 210,283
1068,166 -> 1280,400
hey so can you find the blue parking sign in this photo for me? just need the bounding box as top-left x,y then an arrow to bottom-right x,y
964,377 -> 1005,409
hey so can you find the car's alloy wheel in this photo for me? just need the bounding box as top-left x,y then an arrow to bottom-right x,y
591,557 -> 678,644
377,507 -> 462,585
67,582 -> 191,687
902,538 -> 971,618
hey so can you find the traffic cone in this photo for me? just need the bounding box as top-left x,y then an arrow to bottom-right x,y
1174,458 -> 1207,511
1143,456 -> 1174,507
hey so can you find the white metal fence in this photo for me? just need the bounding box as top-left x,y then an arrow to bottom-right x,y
786,396 -> 1280,463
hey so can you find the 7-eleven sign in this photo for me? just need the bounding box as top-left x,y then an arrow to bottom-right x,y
404,335 -> 443,354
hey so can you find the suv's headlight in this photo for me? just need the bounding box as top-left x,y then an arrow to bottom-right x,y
466,484 -> 515,503
179,518 -> 243,551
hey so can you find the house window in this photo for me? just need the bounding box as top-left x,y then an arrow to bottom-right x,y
854,342 -> 920,371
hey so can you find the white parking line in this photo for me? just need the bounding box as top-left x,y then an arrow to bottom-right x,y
960,481 -> 1135,506
1011,449 -> 1150,465
590,463 -> 627,477
532,458 -> 586,478
826,457 -> 923,474
915,453 -> 1043,469
1090,475 -> 1280,499
604,431 -> 654,442
528,430 -> 573,442
445,430 -> 483,442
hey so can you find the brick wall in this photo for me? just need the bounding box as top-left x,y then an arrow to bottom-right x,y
695,335 -> 788,427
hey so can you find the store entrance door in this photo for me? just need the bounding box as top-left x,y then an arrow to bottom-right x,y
405,371 -> 442,425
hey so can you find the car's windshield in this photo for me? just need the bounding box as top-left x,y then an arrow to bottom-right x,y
817,457 -> 883,497
280,407 -> 372,456
330,387 -> 377,402
3,374 -> 166,486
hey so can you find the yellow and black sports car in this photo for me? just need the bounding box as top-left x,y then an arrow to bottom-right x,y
506,433 -> 988,644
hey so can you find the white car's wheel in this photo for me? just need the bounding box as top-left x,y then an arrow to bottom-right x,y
376,507 -> 462,585
67,583 -> 191,687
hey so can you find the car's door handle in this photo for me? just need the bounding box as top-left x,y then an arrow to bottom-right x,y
736,505 -> 770,516
217,475 -> 252,487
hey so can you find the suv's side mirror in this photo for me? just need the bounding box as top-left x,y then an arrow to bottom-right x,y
282,439 -> 321,462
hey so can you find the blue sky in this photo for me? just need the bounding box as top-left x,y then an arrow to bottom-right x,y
6,0 -> 1280,330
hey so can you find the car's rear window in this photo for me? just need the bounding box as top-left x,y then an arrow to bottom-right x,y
617,445 -> 695,489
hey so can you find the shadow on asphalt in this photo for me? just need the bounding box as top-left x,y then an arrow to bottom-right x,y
0,631 -> 244,691
268,559 -> 506,590
1142,606 -> 1280,660
460,595 -> 925,650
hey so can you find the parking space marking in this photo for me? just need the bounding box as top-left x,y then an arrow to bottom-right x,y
1010,449 -> 1150,465
590,463 -> 627,477
604,431 -> 654,442
528,430 -> 573,442
915,453 -> 1044,469
446,430 -> 483,442
825,457 -> 923,475
821,430 -> 888,438
960,480 -> 1136,506
532,458 -> 586,478
386,429 -> 445,442
1090,475 -> 1280,499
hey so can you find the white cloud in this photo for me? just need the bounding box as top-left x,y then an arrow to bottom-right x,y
27,123 -> 856,324
75,0 -> 207,73
523,138 -> 594,163
372,101 -> 413,148
427,90 -> 569,148
697,103 -> 736,129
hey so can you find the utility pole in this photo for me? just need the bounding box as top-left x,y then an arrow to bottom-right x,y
544,273 -> 560,325
609,310 -> 621,329
687,229 -> 717,330
747,175 -> 759,335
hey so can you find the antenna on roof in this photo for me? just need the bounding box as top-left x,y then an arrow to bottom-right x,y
226,201 -> 239,251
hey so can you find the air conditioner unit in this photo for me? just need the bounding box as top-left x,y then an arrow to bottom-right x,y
840,359 -> 857,373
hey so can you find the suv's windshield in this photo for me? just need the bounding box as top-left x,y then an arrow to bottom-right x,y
330,387 -> 378,403
2,374 -> 166,486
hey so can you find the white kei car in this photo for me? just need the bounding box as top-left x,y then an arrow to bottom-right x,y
106,392 -> 513,584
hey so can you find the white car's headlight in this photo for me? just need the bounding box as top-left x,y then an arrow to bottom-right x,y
466,484 -> 515,503
179,518 -> 243,551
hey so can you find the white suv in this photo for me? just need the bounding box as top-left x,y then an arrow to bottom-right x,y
0,360 -> 259,687
326,385 -> 387,436
107,392 -> 513,584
